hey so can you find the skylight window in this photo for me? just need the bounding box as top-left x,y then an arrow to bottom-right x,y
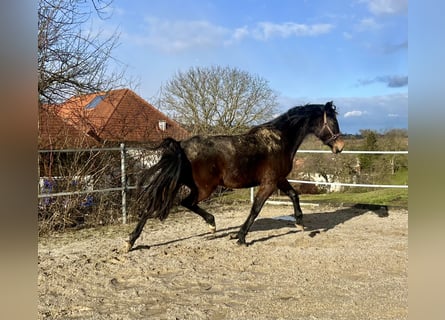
85,95 -> 105,110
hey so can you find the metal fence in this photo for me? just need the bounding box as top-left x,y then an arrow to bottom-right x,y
38,145 -> 408,224
38,143 -> 135,224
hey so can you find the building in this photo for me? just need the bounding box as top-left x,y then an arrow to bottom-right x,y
38,88 -> 190,181
41,88 -> 189,147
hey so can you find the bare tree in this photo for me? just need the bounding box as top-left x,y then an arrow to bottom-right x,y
158,65 -> 278,135
38,0 -> 127,105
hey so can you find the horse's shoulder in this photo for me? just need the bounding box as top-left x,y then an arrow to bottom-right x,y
251,127 -> 282,141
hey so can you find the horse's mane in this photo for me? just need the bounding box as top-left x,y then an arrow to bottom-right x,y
249,102 -> 337,133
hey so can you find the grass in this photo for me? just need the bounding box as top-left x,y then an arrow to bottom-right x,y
387,168 -> 408,185
299,188 -> 408,207
229,169 -> 408,208
214,185 -> 408,208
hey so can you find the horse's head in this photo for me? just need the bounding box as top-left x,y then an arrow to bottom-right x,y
314,101 -> 344,154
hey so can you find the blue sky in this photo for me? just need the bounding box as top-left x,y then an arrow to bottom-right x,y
94,0 -> 407,134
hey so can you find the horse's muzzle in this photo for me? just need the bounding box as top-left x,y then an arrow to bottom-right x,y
331,138 -> 344,154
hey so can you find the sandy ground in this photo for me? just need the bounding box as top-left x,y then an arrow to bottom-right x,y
38,202 -> 408,320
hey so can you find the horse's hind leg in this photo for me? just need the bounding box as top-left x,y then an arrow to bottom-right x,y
233,183 -> 275,245
277,179 -> 304,228
183,203 -> 216,233
180,189 -> 216,232
125,213 -> 149,252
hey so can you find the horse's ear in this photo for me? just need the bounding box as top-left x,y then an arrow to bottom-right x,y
325,101 -> 335,111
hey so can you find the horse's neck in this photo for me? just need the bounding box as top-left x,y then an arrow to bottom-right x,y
280,117 -> 312,158
289,133 -> 307,159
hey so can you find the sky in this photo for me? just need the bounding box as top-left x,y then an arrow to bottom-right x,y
93,0 -> 408,134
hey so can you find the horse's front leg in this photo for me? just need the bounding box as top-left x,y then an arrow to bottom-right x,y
277,179 -> 304,229
233,184 -> 275,245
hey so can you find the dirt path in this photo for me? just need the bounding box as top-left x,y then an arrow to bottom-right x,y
38,203 -> 408,319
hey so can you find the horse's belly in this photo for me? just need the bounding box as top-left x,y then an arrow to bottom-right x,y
221,171 -> 259,189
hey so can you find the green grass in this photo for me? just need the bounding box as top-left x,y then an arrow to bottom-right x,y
387,168 -> 408,185
210,168 -> 408,208
300,188 -> 408,207
213,186 -> 408,208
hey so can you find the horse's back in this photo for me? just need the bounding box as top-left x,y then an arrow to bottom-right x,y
180,131 -> 289,190
181,129 -> 282,159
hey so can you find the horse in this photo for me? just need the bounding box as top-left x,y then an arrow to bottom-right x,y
125,101 -> 344,252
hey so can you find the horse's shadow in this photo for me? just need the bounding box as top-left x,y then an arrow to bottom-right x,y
130,203 -> 389,250
304,203 -> 388,230
246,203 -> 389,245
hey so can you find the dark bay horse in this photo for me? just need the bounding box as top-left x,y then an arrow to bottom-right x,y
126,101 -> 344,251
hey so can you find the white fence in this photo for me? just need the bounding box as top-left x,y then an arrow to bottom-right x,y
250,149 -> 408,204
292,149 -> 408,188
38,145 -> 408,224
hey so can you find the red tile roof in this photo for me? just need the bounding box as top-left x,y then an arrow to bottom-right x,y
48,89 -> 190,145
38,106 -> 101,149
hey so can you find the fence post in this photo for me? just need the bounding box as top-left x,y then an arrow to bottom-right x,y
120,143 -> 127,224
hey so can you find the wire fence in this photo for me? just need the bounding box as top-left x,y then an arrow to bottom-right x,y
38,145 -> 408,226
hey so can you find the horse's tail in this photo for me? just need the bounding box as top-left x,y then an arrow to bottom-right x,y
136,137 -> 187,221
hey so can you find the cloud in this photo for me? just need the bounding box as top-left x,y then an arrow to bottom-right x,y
362,0 -> 408,15
382,76 -> 408,87
358,75 -> 408,88
355,17 -> 382,32
135,17 -> 229,53
337,93 -> 407,133
344,110 -> 366,118
383,40 -> 408,54
253,22 -> 334,40
232,27 -> 249,41
133,17 -> 334,52
276,93 -> 407,133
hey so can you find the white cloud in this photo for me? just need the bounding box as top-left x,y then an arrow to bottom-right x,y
363,0 -> 408,15
133,18 -> 335,52
225,26 -> 250,45
137,17 -> 229,53
254,22 -> 334,40
276,93 -> 407,133
344,110 -> 366,118
232,27 -> 249,41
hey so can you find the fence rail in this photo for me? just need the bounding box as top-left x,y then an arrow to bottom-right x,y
38,145 -> 408,224
296,150 -> 408,154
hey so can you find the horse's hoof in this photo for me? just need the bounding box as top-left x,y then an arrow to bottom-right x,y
124,241 -> 133,253
208,224 -> 216,233
295,223 -> 305,232
295,215 -> 303,226
236,239 -> 248,246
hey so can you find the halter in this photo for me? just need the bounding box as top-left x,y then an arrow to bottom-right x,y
320,111 -> 341,144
